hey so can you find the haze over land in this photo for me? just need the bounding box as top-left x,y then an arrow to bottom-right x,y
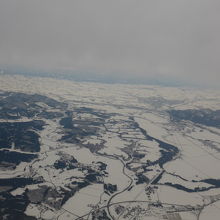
1,1 -> 220,220
0,0 -> 220,87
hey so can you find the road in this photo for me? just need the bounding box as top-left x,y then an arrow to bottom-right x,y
106,156 -> 133,220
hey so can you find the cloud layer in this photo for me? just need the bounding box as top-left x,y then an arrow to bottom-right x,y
0,0 -> 219,86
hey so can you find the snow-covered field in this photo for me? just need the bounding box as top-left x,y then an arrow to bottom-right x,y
0,75 -> 220,220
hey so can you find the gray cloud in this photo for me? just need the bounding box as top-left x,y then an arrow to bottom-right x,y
0,0 -> 220,87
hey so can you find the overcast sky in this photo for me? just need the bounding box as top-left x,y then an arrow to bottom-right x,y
0,0 -> 219,87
